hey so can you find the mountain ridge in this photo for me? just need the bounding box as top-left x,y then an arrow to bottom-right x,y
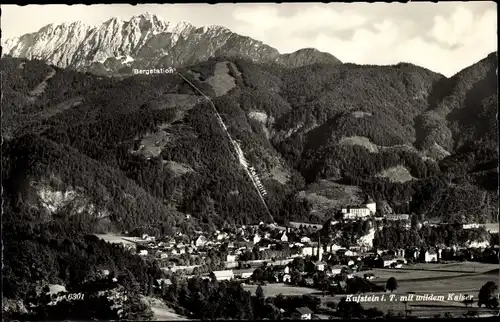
2,13 -> 342,75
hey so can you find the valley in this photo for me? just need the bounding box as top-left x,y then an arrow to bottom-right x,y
1,6 -> 498,321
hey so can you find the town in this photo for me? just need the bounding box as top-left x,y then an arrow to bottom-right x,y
97,197 -> 500,319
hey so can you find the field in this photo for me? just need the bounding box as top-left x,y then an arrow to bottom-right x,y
143,296 -> 190,321
204,61 -> 236,97
376,165 -> 415,183
242,283 -> 316,297
334,262 -> 499,317
94,233 -> 137,248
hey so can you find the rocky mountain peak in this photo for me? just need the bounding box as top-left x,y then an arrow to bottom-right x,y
2,13 -> 342,74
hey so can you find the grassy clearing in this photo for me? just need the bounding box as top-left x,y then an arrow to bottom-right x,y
269,166 -> 290,185
407,262 -> 498,273
94,233 -> 136,246
131,130 -> 172,158
163,160 -> 194,176
204,62 -> 236,97
359,262 -> 499,283
376,165 -> 415,183
242,283 -> 316,297
298,180 -> 364,217
339,136 -> 379,153
143,296 -> 190,321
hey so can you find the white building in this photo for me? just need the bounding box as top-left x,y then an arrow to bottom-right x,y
283,274 -> 291,283
280,232 -> 289,243
139,249 -> 148,256
315,262 -> 326,271
302,246 -> 323,259
324,244 -> 343,253
241,272 -> 253,279
217,232 -> 228,241
329,265 -> 347,276
342,207 -> 371,220
365,197 -> 377,214
226,254 -> 237,262
212,270 -> 234,281
302,246 -> 314,256
424,249 -> 438,262
344,250 -> 358,257
386,214 -> 410,221
195,235 -> 208,248
341,197 -> 377,220
463,223 -> 481,229
253,234 -> 262,244
301,237 -> 311,243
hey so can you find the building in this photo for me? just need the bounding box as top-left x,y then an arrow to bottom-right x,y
364,196 -> 377,214
142,234 -> 155,241
386,214 -> 410,221
329,265 -> 347,276
302,246 -> 314,256
195,235 -> 208,248
241,272 -> 253,279
253,233 -> 262,244
293,307 -> 313,320
301,237 -> 311,243
344,250 -> 358,257
226,254 -> 238,262
341,196 -> 377,220
315,262 -> 327,271
139,249 -> 148,256
342,207 -> 371,220
324,244 -> 343,253
282,274 -> 291,283
154,278 -> 172,289
424,249 -> 438,262
217,232 -> 228,241
463,223 -> 481,229
280,232 -> 289,243
212,270 -> 234,281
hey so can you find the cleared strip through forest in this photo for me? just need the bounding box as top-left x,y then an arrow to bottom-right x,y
176,71 -> 274,223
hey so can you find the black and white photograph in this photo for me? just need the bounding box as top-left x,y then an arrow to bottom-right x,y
1,2 -> 499,320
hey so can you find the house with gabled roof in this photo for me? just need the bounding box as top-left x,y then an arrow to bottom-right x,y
293,307 -> 313,320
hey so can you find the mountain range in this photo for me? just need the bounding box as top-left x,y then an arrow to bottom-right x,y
1,12 -> 341,76
1,14 -> 498,237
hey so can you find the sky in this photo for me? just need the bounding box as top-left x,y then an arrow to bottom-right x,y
1,3 -> 497,77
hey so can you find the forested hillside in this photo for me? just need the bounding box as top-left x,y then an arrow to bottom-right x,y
2,51 -> 497,321
2,53 -> 498,235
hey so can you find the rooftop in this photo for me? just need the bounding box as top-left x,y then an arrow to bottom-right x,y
296,307 -> 314,315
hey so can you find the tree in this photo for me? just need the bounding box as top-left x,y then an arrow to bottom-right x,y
386,277 -> 398,293
462,298 -> 474,308
256,285 -> 265,299
336,297 -> 363,319
326,301 -> 336,310
478,281 -> 498,308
